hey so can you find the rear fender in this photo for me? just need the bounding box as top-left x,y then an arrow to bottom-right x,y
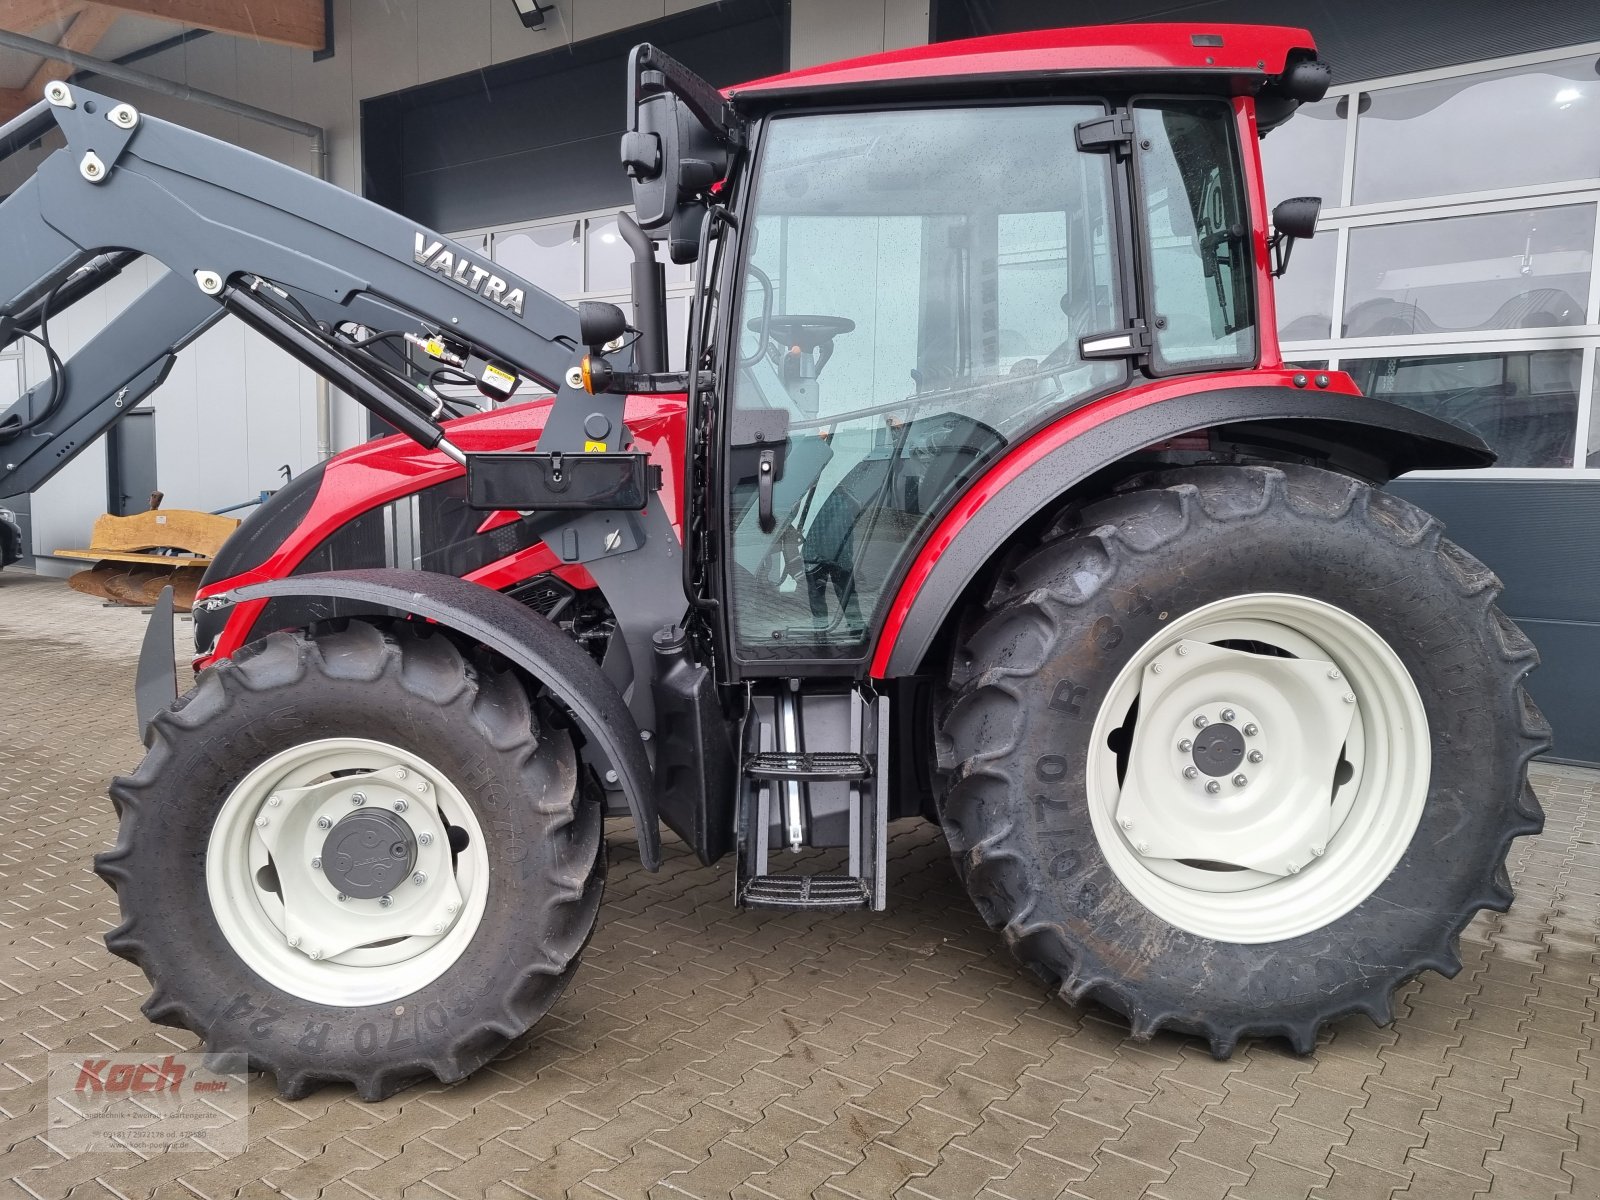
142,568 -> 661,870
871,382 -> 1493,678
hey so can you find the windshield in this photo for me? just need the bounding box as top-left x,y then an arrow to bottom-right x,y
725,104 -> 1124,660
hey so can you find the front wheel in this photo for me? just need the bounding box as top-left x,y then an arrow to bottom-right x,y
937,464 -> 1549,1055
96,620 -> 604,1100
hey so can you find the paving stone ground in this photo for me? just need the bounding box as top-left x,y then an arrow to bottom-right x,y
0,568 -> 1595,1200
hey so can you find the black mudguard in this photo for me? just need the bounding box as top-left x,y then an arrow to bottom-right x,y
136,568 -> 661,870
877,384 -> 1495,678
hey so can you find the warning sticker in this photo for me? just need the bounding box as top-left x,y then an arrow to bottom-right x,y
584,440 -> 607,453
481,364 -> 516,391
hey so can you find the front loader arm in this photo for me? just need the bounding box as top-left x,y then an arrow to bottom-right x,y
0,89 -> 584,395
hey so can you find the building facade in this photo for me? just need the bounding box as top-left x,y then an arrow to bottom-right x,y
2,0 -> 1598,760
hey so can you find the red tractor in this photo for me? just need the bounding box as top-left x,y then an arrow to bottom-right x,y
0,24 -> 1547,1101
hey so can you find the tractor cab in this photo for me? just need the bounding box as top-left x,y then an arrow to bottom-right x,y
615,28 -> 1328,675
598,28 -> 1334,907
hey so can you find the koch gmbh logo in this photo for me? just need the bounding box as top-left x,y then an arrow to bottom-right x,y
47,1052 -> 247,1154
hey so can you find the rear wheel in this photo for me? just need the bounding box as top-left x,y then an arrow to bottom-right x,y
936,464 -> 1549,1055
97,620 -> 604,1100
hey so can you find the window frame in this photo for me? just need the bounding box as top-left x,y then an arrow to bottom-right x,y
1128,94 -> 1261,378
1268,39 -> 1600,481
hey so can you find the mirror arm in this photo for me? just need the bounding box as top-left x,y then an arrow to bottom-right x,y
1270,231 -> 1297,278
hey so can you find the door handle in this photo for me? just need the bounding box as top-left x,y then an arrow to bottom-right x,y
757,448 -> 776,532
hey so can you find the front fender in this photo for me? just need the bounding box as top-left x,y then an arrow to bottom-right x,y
146,569 -> 660,870
871,382 -> 1493,678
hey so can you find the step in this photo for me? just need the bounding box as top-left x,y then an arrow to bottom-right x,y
740,874 -> 870,909
743,751 -> 871,782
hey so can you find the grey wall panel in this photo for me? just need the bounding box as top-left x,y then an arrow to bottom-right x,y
1504,618 -> 1600,766
363,0 -> 789,232
1389,477 -> 1600,767
934,1 -> 1600,85
1388,479 -> 1600,625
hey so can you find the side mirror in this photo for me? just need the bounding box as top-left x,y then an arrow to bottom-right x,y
621,45 -> 742,266
1270,196 -> 1322,277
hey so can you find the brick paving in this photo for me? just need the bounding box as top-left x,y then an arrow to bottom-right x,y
0,568 -> 1596,1200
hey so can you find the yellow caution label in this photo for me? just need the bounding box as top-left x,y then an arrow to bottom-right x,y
424,337 -> 446,358
584,440 -> 607,453
481,363 -> 516,390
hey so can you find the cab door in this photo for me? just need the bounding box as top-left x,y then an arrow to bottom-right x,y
719,102 -> 1130,673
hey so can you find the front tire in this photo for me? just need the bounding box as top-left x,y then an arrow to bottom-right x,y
96,620 -> 604,1100
936,464 -> 1549,1055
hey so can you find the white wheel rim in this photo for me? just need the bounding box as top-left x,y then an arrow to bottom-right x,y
1086,593 -> 1430,944
206,737 -> 490,1006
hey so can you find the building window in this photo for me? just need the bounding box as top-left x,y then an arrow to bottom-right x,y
1263,42 -> 1600,479
1351,55 -> 1600,206
1342,204 -> 1593,338
1260,97 -> 1346,209
1343,349 -> 1582,468
1589,350 -> 1600,468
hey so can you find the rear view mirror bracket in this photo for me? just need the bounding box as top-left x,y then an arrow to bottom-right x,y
1270,196 -> 1322,277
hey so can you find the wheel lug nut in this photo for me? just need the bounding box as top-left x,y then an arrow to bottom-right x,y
336,893 -> 347,903
379,895 -> 392,907
1232,774 -> 1248,788
431,923 -> 444,935
1151,663 -> 1162,674
1205,780 -> 1221,795
396,768 -> 409,780
416,779 -> 429,793
446,902 -> 458,915
1220,709 -> 1236,723
311,857 -> 322,869
393,798 -> 408,813
1193,715 -> 1209,729
351,792 -> 366,806
418,832 -> 433,846
1248,750 -> 1264,764
1183,766 -> 1199,779
317,815 -> 332,829
1119,818 -> 1133,830
1328,669 -> 1341,680
1243,723 -> 1259,737
1344,693 -> 1356,704
1178,738 -> 1192,752
288,935 -> 299,948
412,872 -> 427,886
1286,862 -> 1300,874
1137,842 -> 1150,854
254,815 -> 269,828
309,949 -> 322,960
1176,644 -> 1188,656
267,794 -> 282,807
1310,845 -> 1325,857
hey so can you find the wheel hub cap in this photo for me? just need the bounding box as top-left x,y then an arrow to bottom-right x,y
1190,721 -> 1245,776
249,763 -> 467,962
319,807 -> 416,899
1116,638 -> 1356,877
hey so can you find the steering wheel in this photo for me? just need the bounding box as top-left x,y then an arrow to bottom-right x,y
748,314 -> 856,377
759,315 -> 856,352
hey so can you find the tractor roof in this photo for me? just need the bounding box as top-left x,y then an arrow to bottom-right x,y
728,23 -> 1318,106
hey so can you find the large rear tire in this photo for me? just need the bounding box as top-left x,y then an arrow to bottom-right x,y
936,464 -> 1549,1055
96,620 -> 604,1100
